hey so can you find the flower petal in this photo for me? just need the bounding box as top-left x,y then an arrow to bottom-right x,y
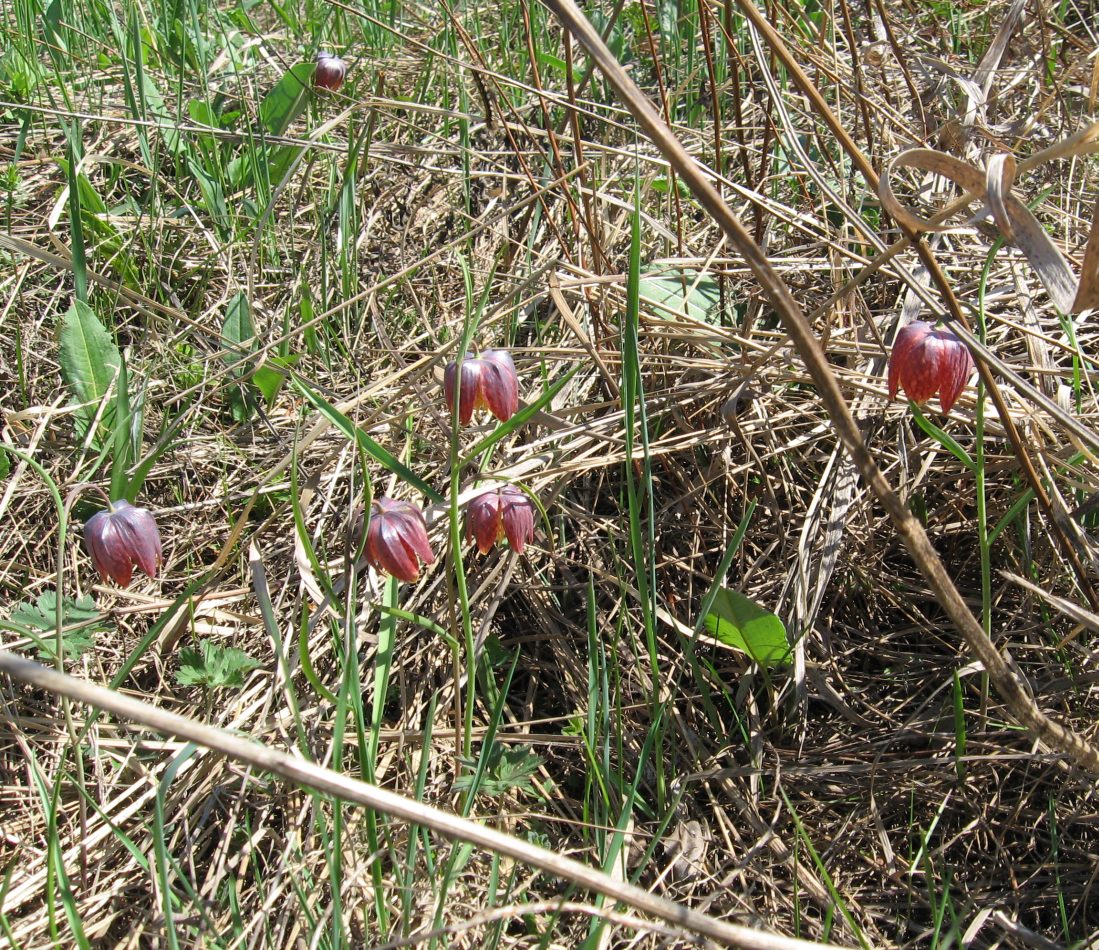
365,497 -> 434,582
479,350 -> 519,421
935,331 -> 973,413
888,321 -> 931,401
444,358 -> 480,425
83,500 -> 162,586
466,491 -> 502,554
500,490 -> 535,553
314,52 -> 347,91
85,510 -> 133,585
373,518 -> 422,582
113,501 -> 162,577
898,334 -> 946,405
390,508 -> 435,566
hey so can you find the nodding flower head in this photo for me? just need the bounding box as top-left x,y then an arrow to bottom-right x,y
365,496 -> 435,583
887,320 -> 974,413
466,485 -> 536,555
84,500 -> 162,586
313,51 -> 347,91
443,349 -> 519,425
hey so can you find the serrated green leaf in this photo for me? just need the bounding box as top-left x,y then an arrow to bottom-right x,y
58,299 -> 121,443
177,638 -> 260,689
4,591 -> 109,662
9,591 -> 102,630
454,743 -> 543,798
702,588 -> 790,667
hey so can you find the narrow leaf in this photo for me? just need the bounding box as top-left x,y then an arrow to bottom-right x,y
291,375 -> 444,503
462,367 -> 578,463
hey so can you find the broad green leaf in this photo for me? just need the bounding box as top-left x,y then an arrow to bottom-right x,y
187,99 -> 218,128
58,299 -> 121,443
55,163 -> 140,289
265,143 -> 307,188
651,176 -> 690,197
0,47 -> 43,97
186,157 -> 228,229
252,354 -> 297,404
73,170 -> 106,214
702,588 -> 790,667
639,267 -> 720,324
259,63 -> 313,137
536,51 -> 566,73
135,69 -> 184,158
220,291 -> 255,366
221,292 -> 258,421
226,153 -> 250,192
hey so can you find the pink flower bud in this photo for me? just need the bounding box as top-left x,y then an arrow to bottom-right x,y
887,320 -> 974,413
84,500 -> 162,586
466,485 -> 535,554
313,51 -> 347,91
365,496 -> 435,583
443,349 -> 519,425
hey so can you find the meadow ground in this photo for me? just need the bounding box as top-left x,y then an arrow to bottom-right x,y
2,0 -> 1099,946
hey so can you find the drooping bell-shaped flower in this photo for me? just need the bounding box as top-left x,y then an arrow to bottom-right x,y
443,349 -> 519,425
466,485 -> 535,554
887,320 -> 974,413
365,496 -> 435,582
313,51 -> 347,91
84,500 -> 163,586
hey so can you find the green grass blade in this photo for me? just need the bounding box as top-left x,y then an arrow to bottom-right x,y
292,374 -> 444,503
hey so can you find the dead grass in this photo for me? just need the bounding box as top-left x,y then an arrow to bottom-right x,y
3,0 -> 1099,946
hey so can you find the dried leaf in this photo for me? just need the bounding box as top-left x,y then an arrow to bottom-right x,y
879,146 -> 1080,313
662,819 -> 710,883
1072,197 -> 1099,313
